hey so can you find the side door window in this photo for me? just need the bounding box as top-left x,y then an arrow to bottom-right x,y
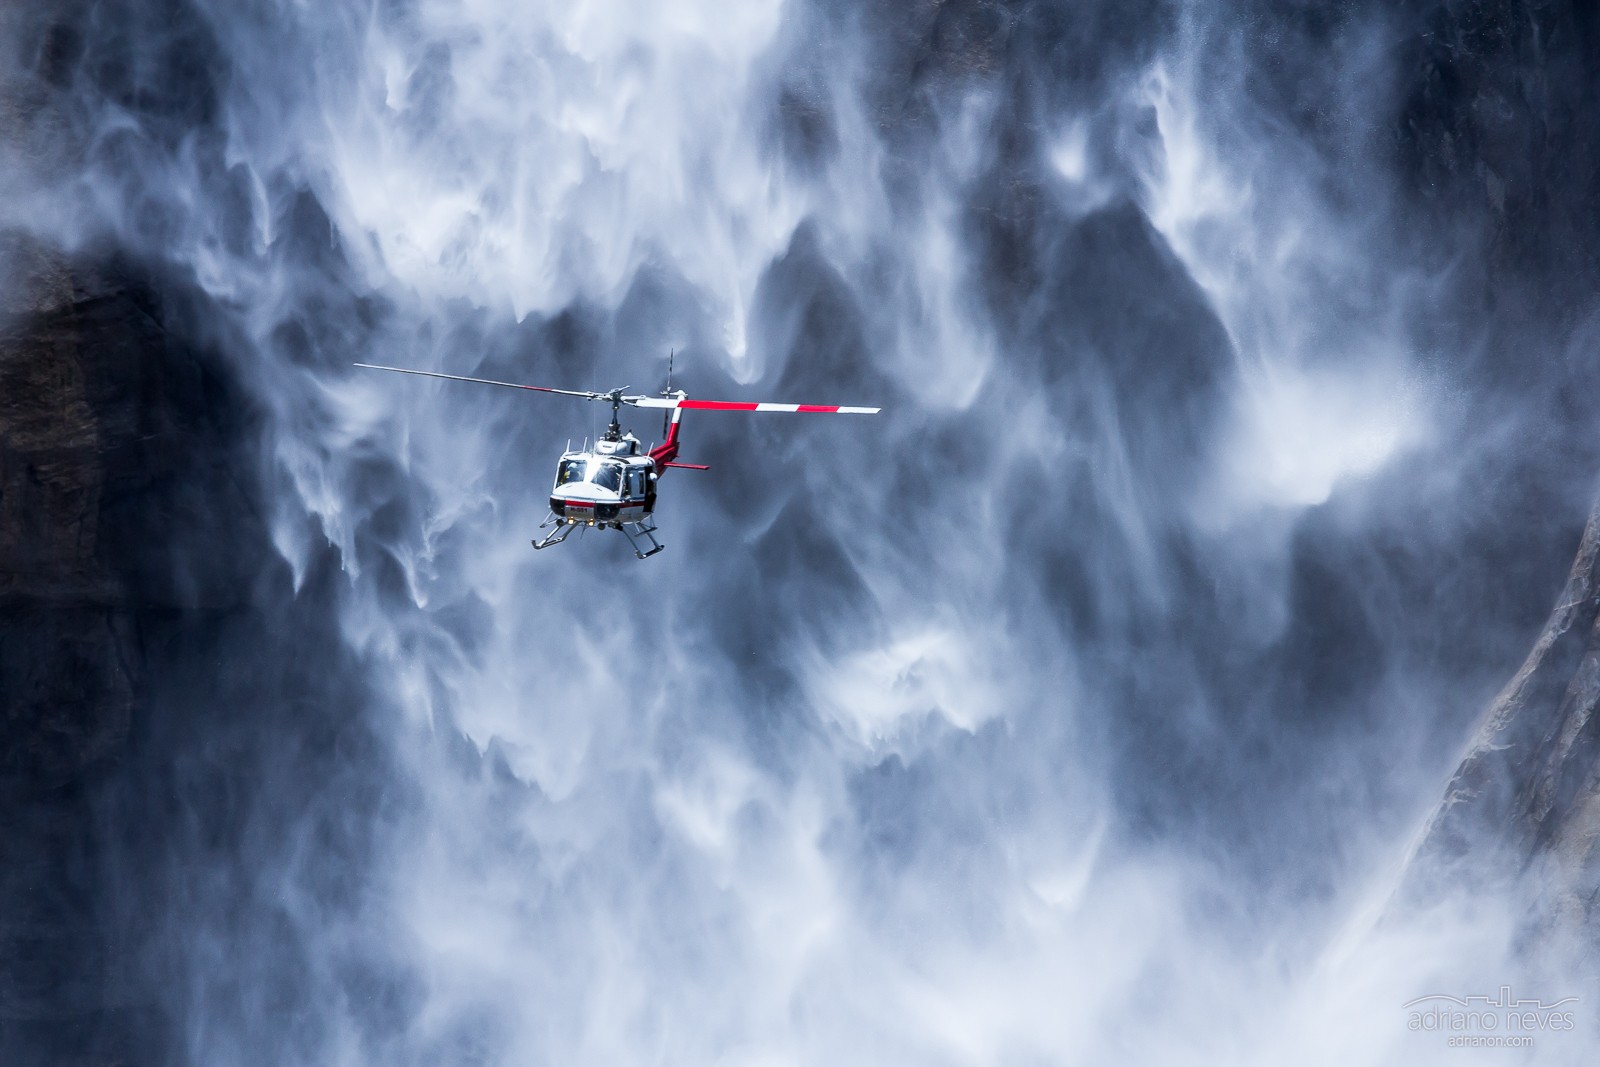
627,468 -> 646,500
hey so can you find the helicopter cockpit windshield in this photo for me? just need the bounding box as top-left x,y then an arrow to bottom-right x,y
556,458 -> 586,486
555,457 -> 624,492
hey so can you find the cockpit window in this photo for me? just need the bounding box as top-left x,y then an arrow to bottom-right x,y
556,458 -> 587,486
554,457 -> 623,492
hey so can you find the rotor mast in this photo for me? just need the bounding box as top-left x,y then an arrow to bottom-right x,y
603,389 -> 624,441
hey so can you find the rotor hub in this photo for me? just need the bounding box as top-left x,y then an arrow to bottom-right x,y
601,389 -> 626,440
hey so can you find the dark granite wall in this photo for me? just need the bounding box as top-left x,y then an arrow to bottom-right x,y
0,247 -> 223,1062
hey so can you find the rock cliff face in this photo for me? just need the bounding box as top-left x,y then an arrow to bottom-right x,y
1386,0 -> 1600,943
0,243 -> 260,1062
1404,500 -> 1600,939
2,249 -> 138,1062
0,8 -> 393,1061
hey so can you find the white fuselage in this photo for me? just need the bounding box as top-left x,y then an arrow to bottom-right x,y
548,435 -> 657,528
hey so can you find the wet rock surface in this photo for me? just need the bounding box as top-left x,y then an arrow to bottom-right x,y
0,245 -> 260,1062
1405,499 -> 1600,942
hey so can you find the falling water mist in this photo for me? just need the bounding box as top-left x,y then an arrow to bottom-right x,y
2,0 -> 1598,1063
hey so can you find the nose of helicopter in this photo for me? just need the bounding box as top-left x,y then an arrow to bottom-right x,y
550,482 -> 620,523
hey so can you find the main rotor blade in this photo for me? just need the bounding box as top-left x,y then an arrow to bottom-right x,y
625,395 -> 880,414
355,363 -> 604,400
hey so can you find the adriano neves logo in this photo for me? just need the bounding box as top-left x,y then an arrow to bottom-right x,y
1403,985 -> 1578,1049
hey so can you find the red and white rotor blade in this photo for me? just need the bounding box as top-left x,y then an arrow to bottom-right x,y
627,396 -> 880,414
355,363 -> 603,400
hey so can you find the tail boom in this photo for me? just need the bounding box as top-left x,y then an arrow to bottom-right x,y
649,405 -> 695,470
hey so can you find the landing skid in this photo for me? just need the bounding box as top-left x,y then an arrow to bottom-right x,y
530,513 -> 664,559
531,513 -> 574,550
619,517 -> 665,559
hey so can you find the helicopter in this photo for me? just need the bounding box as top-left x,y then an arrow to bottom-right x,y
354,359 -> 879,558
